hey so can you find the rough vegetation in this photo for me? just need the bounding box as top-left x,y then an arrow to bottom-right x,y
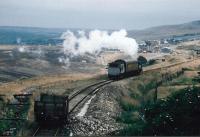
118,67 -> 200,136
144,86 -> 200,135
0,99 -> 30,136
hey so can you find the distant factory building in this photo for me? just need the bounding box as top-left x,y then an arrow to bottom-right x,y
161,47 -> 172,53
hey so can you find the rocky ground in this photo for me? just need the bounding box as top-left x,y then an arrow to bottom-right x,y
70,82 -> 127,136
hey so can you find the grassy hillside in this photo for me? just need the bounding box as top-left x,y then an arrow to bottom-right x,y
128,20 -> 200,40
1,20 -> 200,44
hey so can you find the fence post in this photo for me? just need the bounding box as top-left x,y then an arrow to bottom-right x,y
154,82 -> 158,103
66,95 -> 69,123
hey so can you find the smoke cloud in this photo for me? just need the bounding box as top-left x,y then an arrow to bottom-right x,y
18,46 -> 26,52
17,46 -> 44,58
61,29 -> 138,57
58,56 -> 71,69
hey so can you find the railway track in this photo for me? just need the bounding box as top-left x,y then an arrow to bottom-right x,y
66,59 -> 198,115
31,58 -> 199,136
32,126 -> 60,136
68,80 -> 113,114
31,80 -> 113,136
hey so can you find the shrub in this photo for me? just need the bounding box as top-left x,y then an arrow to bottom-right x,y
144,86 -> 200,135
119,86 -> 200,136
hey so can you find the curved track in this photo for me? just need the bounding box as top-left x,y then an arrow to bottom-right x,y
68,80 -> 113,114
32,80 -> 113,136
67,59 -> 199,115
33,58 -> 199,136
32,126 -> 60,136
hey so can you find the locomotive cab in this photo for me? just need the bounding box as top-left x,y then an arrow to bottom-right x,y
108,60 -> 126,79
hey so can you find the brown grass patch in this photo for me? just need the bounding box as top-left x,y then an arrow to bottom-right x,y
122,96 -> 140,107
0,73 -> 94,97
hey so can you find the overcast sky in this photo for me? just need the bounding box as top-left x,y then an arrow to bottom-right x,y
0,0 -> 200,30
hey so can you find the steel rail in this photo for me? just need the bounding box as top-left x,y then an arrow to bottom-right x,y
68,80 -> 109,101
69,80 -> 113,114
32,126 -> 60,136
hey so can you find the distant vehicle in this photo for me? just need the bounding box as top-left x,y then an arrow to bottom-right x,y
107,59 -> 143,79
34,94 -> 68,125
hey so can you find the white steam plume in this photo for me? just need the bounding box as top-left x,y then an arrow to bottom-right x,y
61,29 -> 138,57
58,56 -> 71,69
17,46 -> 44,58
18,46 -> 26,53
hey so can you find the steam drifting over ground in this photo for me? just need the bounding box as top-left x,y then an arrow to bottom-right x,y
61,29 -> 138,58
14,30 -> 139,69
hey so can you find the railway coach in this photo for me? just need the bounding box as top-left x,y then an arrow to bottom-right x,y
107,59 -> 142,79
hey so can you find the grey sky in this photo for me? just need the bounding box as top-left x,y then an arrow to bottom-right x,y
0,0 -> 200,30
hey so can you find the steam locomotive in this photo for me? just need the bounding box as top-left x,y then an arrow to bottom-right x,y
107,59 -> 143,79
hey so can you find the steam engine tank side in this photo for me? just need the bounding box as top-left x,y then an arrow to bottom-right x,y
108,59 -> 142,79
125,60 -> 142,76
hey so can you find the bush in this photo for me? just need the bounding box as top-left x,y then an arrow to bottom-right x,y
119,86 -> 200,136
0,121 -> 9,135
119,119 -> 146,136
144,86 -> 200,135
137,81 -> 156,94
119,98 -> 138,112
182,67 -> 193,71
149,59 -> 156,65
